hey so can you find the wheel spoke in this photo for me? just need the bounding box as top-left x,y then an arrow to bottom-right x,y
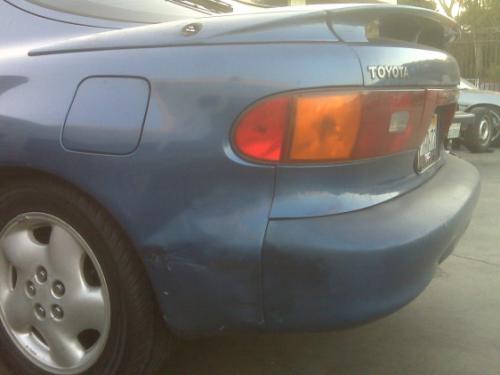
47,225 -> 85,284
38,324 -> 85,368
3,281 -> 33,331
1,228 -> 46,273
64,287 -> 107,335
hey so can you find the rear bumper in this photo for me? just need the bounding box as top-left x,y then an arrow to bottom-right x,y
262,154 -> 480,331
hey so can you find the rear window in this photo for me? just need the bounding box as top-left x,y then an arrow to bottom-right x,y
26,0 -> 176,23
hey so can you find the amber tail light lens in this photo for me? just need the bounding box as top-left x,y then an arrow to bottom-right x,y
233,89 -> 457,163
291,93 -> 362,161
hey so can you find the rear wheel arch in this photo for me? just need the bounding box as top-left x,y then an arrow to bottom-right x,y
465,103 -> 500,114
0,165 -> 174,373
0,166 -> 136,251
0,166 -> 169,323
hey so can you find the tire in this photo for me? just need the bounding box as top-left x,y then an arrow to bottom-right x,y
0,176 -> 173,375
464,107 -> 493,152
489,109 -> 500,147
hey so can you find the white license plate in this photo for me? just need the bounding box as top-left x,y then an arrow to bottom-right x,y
447,122 -> 461,139
416,115 -> 439,172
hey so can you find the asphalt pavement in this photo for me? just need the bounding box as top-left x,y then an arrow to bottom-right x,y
1,148 -> 499,375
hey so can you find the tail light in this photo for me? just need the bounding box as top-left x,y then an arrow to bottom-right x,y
233,89 -> 457,163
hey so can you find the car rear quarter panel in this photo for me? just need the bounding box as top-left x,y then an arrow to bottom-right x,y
0,43 -> 362,335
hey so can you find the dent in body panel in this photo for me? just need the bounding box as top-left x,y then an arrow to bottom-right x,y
0,43 -> 362,335
0,76 -> 28,95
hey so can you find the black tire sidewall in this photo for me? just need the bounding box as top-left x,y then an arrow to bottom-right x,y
465,108 -> 493,152
490,110 -> 500,146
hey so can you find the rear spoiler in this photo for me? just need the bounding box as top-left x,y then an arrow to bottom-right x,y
29,4 -> 458,56
326,5 -> 459,50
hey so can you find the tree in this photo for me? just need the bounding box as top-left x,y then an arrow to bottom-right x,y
434,0 -> 462,17
459,0 -> 500,29
456,0 -> 500,79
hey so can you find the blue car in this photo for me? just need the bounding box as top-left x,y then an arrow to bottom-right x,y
0,1 -> 480,374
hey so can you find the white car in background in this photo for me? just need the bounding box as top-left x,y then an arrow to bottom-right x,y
458,79 -> 500,152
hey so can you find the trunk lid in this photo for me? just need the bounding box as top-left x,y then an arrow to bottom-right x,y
30,4 -> 458,69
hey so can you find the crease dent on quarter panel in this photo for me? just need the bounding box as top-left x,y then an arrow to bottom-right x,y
260,164 -> 279,327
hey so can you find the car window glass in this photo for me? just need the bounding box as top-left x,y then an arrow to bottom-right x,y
459,79 -> 477,90
26,0 -> 178,23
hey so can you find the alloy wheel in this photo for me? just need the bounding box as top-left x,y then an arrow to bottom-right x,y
0,213 -> 111,374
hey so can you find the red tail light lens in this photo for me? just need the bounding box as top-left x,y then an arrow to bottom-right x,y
232,89 -> 457,163
352,91 -> 426,159
233,96 -> 290,162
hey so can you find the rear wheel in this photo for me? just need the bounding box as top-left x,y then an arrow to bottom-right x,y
464,107 -> 494,152
0,177 -> 173,374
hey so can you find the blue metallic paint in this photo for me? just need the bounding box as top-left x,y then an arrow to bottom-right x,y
2,42 -> 363,335
353,45 -> 460,87
0,1 -> 479,337
63,76 -> 151,155
270,150 -> 445,218
29,11 -> 340,56
263,154 -> 479,330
